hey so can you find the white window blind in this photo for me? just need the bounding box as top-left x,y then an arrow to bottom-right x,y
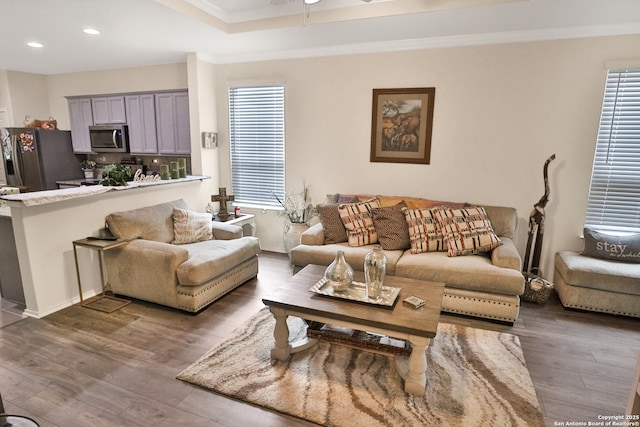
229,85 -> 285,206
585,68 -> 640,233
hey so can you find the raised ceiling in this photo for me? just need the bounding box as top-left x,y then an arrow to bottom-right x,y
0,0 -> 639,75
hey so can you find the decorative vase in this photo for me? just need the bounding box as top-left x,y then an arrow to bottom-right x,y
324,250 -> 354,292
284,222 -> 309,255
178,158 -> 187,178
159,164 -> 170,180
364,245 -> 386,300
170,161 -> 179,179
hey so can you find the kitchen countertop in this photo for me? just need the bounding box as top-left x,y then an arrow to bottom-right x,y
57,178 -> 103,187
0,186 -> 20,217
1,175 -> 210,207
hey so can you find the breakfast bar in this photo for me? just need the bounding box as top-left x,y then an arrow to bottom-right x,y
0,176 -> 211,318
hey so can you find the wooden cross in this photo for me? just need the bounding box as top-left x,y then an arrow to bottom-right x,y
211,187 -> 235,221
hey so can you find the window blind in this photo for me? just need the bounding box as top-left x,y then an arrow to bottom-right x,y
229,85 -> 285,206
585,68 -> 640,233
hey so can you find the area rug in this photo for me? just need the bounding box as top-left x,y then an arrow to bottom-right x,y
177,308 -> 544,426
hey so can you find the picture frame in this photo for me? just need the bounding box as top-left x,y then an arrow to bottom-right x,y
370,87 -> 436,164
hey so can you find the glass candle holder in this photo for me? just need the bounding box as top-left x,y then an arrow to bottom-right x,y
178,158 -> 187,178
159,164 -> 170,180
170,161 -> 179,179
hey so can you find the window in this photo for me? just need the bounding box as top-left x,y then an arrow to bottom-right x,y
585,68 -> 640,233
229,85 -> 285,206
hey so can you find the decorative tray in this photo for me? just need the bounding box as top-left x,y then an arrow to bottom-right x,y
309,278 -> 401,308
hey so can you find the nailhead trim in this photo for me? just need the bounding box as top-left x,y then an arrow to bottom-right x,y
177,259 -> 258,312
561,303 -> 640,318
442,294 -> 519,322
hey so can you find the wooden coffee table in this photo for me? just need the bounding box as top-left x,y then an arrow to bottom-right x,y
262,264 -> 445,396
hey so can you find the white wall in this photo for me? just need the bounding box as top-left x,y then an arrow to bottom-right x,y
213,34 -> 640,278
6,71 -> 50,126
0,71 -> 49,127
186,53 -> 220,206
0,70 -> 12,127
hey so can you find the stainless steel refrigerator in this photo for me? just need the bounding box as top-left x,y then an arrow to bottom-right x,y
1,127 -> 84,191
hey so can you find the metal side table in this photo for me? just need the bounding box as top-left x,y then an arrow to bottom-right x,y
72,238 -> 131,313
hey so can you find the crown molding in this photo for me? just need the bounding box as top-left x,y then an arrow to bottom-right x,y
208,23 -> 640,65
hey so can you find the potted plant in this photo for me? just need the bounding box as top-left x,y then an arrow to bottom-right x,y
274,182 -> 316,254
80,160 -> 96,179
101,164 -> 131,187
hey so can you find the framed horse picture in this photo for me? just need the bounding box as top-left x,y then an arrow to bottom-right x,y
370,87 -> 435,164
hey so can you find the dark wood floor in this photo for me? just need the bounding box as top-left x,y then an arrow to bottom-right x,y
0,297 -> 24,328
0,251 -> 638,426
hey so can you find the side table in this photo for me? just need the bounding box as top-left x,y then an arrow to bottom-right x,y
213,213 -> 256,237
72,238 -> 131,313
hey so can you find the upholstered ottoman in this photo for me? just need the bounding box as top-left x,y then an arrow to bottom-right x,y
553,251 -> 640,318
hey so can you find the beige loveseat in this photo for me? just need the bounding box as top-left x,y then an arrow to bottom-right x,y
103,199 -> 260,312
291,194 -> 525,324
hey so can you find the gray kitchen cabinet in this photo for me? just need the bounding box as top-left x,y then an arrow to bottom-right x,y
125,94 -> 158,154
67,97 -> 94,153
155,91 -> 191,155
68,90 -> 191,155
92,96 -> 126,124
0,216 -> 25,305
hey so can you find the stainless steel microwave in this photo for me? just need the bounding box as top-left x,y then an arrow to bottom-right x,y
89,125 -> 128,152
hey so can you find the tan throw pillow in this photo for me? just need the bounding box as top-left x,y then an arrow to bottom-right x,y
434,206 -> 502,257
338,198 -> 381,247
172,207 -> 213,244
402,207 -> 446,254
372,201 -> 410,251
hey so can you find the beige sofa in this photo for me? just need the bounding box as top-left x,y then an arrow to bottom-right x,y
104,199 -> 260,312
291,195 -> 525,323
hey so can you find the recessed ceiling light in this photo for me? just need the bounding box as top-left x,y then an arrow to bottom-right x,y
83,28 -> 100,35
27,42 -> 43,48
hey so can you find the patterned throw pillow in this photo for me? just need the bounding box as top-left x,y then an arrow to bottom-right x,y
317,204 -> 349,244
338,198 -> 381,247
402,207 -> 446,254
172,207 -> 213,244
371,201 -> 410,250
434,206 -> 502,257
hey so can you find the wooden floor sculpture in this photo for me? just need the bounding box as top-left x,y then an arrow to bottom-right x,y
523,154 -> 556,278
